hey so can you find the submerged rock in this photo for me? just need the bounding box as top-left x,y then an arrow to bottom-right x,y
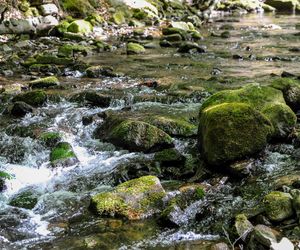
263,191 -> 294,222
90,176 -> 166,220
198,102 -> 273,166
50,142 -> 78,168
9,187 -> 42,209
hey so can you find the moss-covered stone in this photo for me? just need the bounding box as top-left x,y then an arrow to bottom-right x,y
67,20 -> 93,34
59,0 -> 96,17
29,76 -> 59,89
9,188 -> 41,209
198,103 -> 273,166
85,65 -> 116,78
90,176 -> 166,220
12,90 -> 47,107
270,78 -> 300,111
263,191 -> 294,222
101,120 -> 174,153
200,84 -> 296,140
234,214 -> 253,241
70,91 -> 112,107
127,42 -> 145,55
265,0 -> 300,11
36,54 -> 74,65
50,142 -> 78,167
112,11 -> 126,25
58,44 -> 91,58
39,132 -> 62,148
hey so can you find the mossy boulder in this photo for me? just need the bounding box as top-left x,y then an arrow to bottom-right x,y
200,84 -> 296,140
12,90 -> 47,107
50,142 -> 78,168
198,103 -> 273,166
265,0 -> 300,11
112,11 -> 126,25
127,42 -> 145,55
90,176 -> 166,220
58,44 -> 91,58
67,20 -> 93,34
270,78 -> 300,111
99,120 -> 174,153
234,214 -> 253,241
29,76 -> 59,89
263,191 -> 294,222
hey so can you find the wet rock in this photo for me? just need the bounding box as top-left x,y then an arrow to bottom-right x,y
97,119 -> 174,153
34,54 -> 74,66
263,191 -> 294,222
33,191 -> 90,223
281,71 -> 296,78
39,131 -> 62,148
90,176 -> 166,220
85,65 -> 116,78
9,101 -> 34,117
227,159 -> 256,177
29,76 -> 59,89
265,0 -> 300,11
12,90 -> 47,107
177,42 -> 206,53
67,20 -> 93,34
291,189 -> 300,222
234,214 -> 253,242
50,142 -> 78,168
271,78 -> 300,111
198,102 -> 272,166
247,224 -> 280,249
162,34 -> 183,42
127,42 -> 146,55
70,91 -> 111,108
274,174 -> 300,190
9,186 -> 42,209
220,31 -> 230,38
154,148 -> 185,167
233,54 -> 243,60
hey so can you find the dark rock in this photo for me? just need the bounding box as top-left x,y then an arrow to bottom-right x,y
177,42 -> 206,53
281,71 -> 296,78
12,90 -> 47,107
10,101 -> 34,117
70,91 -> 111,108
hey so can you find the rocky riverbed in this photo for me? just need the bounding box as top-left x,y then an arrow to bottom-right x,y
1,4 -> 300,250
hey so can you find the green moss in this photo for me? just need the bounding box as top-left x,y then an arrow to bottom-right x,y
127,42 -> 146,55
263,191 -> 294,222
199,103 -> 273,165
67,20 -> 93,34
85,13 -> 104,25
56,20 -> 71,34
195,187 -> 205,199
29,76 -> 59,89
91,176 -> 165,219
39,132 -> 62,147
262,103 -> 296,139
0,171 -> 13,180
108,120 -> 173,152
9,190 -> 38,209
154,148 -> 182,162
12,90 -> 47,107
58,44 -> 91,57
112,11 -> 126,25
59,0 -> 95,17
50,142 -> 76,162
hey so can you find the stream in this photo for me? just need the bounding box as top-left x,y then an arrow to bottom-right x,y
0,13 -> 300,249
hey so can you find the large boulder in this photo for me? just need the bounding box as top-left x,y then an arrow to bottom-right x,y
199,85 -> 297,135
90,175 -> 166,220
198,102 -> 273,166
12,90 -> 47,107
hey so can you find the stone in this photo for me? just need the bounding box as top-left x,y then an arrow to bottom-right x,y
198,102 -> 273,166
39,131 -> 62,148
100,120 -> 174,153
112,11 -> 126,25
90,176 -> 166,220
85,66 -> 116,78
70,91 -> 112,108
177,42 -> 206,53
263,191 -> 294,222
12,90 -> 47,107
248,225 -> 279,249
10,101 -> 34,117
234,214 -> 253,241
9,187 -> 42,209
50,142 -> 78,168
127,42 -> 145,55
210,242 -> 230,250
67,20 -> 93,34
39,4 -> 59,16
265,0 -> 300,11
29,76 -> 59,89
291,189 -> 300,222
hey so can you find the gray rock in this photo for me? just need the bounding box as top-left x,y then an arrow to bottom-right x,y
39,4 -> 59,16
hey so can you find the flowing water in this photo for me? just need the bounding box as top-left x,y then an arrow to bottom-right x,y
0,13 -> 300,249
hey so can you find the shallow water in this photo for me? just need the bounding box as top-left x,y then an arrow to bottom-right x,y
0,13 -> 300,249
